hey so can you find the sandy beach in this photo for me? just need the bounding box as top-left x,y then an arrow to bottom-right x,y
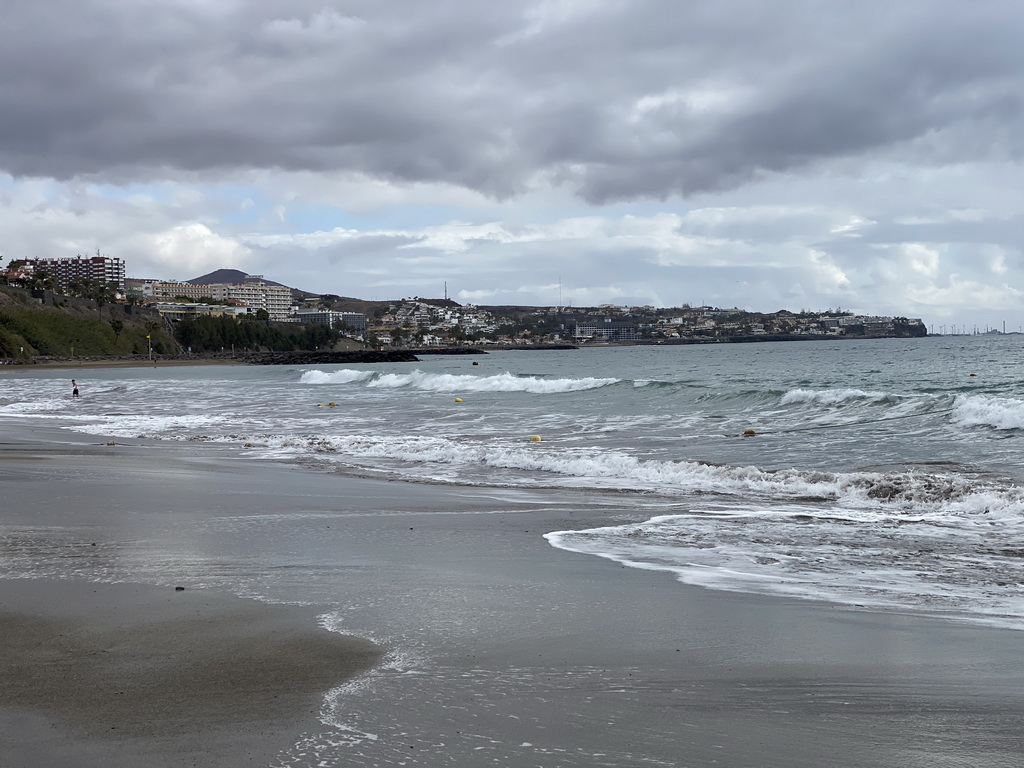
2,424 -> 1024,766
0,581 -> 381,768
7,355 -> 246,371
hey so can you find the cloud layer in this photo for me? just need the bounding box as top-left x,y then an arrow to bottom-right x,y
1,0 -> 1023,328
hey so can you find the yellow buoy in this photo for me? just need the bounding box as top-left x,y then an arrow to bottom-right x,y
529,435 -> 542,442
328,402 -> 337,407
455,397 -> 463,403
743,429 -> 757,436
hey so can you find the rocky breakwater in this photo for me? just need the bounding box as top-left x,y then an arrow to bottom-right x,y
243,350 -> 420,365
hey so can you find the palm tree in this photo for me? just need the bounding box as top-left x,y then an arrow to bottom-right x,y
27,267 -> 56,292
87,280 -> 117,319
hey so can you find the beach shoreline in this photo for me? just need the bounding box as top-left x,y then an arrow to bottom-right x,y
0,430 -> 385,767
3,423 -> 1024,766
3,355 -> 245,371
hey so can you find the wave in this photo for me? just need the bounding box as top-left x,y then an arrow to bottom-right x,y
545,501 -> 1024,629
953,394 -> 1024,431
66,413 -> 230,435
0,396 -> 69,415
265,430 -> 1024,627
780,387 -> 895,406
300,369 -> 375,385
253,433 -> 1024,519
633,378 -> 710,389
298,368 -> 620,394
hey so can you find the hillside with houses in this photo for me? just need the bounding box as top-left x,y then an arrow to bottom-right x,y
2,256 -> 928,360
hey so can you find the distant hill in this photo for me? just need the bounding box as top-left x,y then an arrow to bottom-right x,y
312,296 -> 461,320
187,269 -> 288,288
316,296 -> 388,318
417,298 -> 461,309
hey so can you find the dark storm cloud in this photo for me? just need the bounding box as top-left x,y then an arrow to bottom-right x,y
3,1 -> 1023,201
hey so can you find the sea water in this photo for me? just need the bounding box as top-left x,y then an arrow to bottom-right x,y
4,336 -> 1024,767
2,335 -> 1024,629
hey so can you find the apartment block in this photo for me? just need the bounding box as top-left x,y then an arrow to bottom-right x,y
22,255 -> 126,291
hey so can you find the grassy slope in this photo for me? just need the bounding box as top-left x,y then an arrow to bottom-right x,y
0,287 -> 174,359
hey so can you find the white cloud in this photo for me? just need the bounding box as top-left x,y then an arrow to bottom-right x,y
808,249 -> 851,291
904,243 -> 940,278
906,274 -> 1024,313
145,223 -> 250,277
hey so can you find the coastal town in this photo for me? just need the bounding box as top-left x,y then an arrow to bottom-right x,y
2,254 -> 929,356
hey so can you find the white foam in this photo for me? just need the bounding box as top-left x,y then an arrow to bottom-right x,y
65,413 -> 229,437
780,387 -> 892,406
255,433 -> 1024,520
953,394 -> 1024,430
365,369 -> 619,394
0,396 -> 72,415
300,369 -> 375,385
546,505 -> 1024,629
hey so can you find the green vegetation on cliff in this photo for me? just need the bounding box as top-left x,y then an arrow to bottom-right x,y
0,288 -> 172,359
0,287 -> 350,360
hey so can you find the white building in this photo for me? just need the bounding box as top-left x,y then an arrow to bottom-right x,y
212,282 -> 293,320
142,280 -> 293,320
282,309 -> 367,331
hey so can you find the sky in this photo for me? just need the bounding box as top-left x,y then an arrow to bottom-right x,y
2,0 -> 1024,332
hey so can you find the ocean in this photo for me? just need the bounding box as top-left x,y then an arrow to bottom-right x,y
3,336 -> 1024,766
3,336 -> 1024,629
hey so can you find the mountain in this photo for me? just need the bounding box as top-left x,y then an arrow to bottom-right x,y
187,269 -> 288,288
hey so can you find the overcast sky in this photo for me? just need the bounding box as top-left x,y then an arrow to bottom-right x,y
3,0 -> 1024,331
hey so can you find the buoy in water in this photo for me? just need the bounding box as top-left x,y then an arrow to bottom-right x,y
455,397 -> 463,403
969,373 -> 977,377
742,429 -> 757,436
328,402 -> 337,407
529,435 -> 542,442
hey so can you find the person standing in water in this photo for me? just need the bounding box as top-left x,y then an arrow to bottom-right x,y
71,379 -> 79,398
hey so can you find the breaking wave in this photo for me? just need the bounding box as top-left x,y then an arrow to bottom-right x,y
252,433 -> 1024,519
953,394 -> 1024,431
781,388 -> 894,406
300,369 -> 375,385
300,368 -> 619,394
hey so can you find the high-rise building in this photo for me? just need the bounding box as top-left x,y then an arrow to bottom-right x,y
22,255 -> 126,291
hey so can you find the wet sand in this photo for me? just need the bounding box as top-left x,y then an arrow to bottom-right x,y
2,427 -> 1024,766
0,581 -> 381,768
10,356 -> 245,370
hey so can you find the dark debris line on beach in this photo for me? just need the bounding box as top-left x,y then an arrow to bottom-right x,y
242,350 -> 422,365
